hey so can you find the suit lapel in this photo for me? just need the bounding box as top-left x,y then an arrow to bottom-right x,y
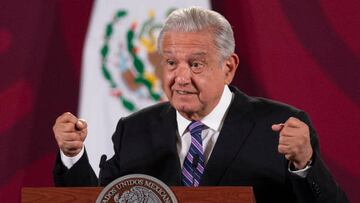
150,104 -> 182,186
201,87 -> 255,185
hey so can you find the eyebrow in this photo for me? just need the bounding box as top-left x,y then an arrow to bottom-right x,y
162,51 -> 208,57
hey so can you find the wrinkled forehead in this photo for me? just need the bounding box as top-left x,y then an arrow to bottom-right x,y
160,31 -> 217,56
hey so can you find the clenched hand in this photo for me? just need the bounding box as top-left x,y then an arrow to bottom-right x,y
272,117 -> 313,169
53,112 -> 87,157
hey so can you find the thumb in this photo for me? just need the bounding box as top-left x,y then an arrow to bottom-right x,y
75,119 -> 87,131
271,123 -> 284,132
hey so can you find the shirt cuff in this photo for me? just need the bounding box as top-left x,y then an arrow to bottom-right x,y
60,147 -> 85,169
288,161 -> 312,178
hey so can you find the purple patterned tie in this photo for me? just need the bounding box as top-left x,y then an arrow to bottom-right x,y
181,121 -> 205,186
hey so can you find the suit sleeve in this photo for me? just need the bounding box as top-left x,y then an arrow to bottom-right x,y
289,111 -> 348,203
52,118 -> 126,187
52,148 -> 98,186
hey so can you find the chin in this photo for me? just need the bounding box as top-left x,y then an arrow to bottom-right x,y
175,104 -> 199,115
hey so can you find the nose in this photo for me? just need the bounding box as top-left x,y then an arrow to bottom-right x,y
174,62 -> 191,85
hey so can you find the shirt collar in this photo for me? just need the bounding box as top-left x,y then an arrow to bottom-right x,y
176,85 -> 233,136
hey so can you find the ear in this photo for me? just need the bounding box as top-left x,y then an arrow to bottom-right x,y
223,53 -> 239,85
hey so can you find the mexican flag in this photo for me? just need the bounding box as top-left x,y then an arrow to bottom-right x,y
80,0 -> 210,175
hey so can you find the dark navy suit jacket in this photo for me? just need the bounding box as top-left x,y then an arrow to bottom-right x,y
53,86 -> 348,203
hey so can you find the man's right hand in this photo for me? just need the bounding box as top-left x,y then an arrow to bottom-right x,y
53,112 -> 87,157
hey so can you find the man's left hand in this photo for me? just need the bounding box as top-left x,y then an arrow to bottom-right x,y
272,117 -> 313,169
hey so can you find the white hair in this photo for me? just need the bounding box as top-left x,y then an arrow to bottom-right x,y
157,7 -> 235,60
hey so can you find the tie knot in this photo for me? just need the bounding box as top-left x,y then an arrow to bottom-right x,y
188,121 -> 204,133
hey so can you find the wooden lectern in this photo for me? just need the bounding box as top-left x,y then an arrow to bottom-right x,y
22,186 -> 256,203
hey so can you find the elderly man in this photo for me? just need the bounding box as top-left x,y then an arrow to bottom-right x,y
53,7 -> 347,203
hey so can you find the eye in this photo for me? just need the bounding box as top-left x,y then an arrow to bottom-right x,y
167,60 -> 175,66
192,62 -> 200,68
190,61 -> 205,73
165,59 -> 177,70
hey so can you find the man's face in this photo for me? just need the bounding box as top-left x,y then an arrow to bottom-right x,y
161,30 -> 238,120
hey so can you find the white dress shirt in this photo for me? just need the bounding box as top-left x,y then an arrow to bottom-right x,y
60,145 -> 84,169
176,85 -> 233,168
